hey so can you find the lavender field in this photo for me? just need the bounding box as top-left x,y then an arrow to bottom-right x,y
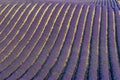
0,0 -> 120,80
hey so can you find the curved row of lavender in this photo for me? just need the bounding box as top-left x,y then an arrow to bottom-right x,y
0,0 -> 120,80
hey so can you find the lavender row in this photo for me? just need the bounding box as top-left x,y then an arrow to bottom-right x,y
18,3 -> 70,80
7,3 -> 64,80
59,4 -> 83,80
0,3 -> 42,79
32,4 -> 74,80
108,8 -> 120,80
87,5 -> 101,80
98,6 -> 110,80
0,3 -> 34,72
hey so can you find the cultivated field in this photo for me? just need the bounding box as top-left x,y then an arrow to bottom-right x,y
0,0 -> 120,80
